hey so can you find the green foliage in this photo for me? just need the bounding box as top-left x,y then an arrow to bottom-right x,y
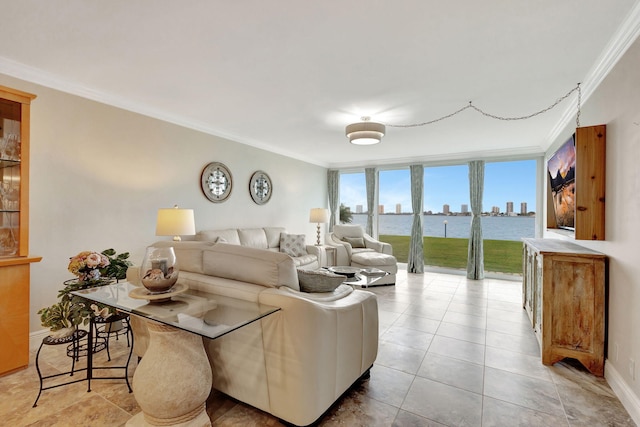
339,204 -> 353,224
37,299 -> 73,331
57,277 -> 115,327
379,235 -> 523,274
39,248 -> 130,330
100,248 -> 133,280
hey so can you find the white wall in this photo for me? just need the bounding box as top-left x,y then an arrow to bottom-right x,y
545,38 -> 640,416
0,74 -> 328,332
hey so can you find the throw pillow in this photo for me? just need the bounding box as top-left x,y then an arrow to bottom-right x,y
280,233 -> 307,257
297,268 -> 345,293
343,236 -> 366,248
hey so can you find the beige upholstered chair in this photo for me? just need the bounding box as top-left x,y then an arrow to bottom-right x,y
326,224 -> 397,285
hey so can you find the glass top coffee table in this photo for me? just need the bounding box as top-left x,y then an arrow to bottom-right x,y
73,281 -> 280,427
326,266 -> 389,288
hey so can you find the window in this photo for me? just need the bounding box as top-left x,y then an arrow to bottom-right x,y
378,168 -> 411,259
339,172 -> 366,227
483,160 -> 536,273
338,160 -> 536,274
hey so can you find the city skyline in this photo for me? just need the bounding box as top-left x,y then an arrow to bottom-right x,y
353,200 -> 530,215
340,160 -> 537,214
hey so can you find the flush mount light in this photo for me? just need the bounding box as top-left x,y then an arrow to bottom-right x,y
345,116 -> 385,145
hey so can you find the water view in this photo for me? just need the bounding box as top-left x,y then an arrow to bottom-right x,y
351,214 -> 535,241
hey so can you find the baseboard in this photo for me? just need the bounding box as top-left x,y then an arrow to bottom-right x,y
29,329 -> 51,352
606,359 -> 640,425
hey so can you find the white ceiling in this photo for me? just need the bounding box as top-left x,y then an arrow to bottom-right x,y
1,1 -> 639,168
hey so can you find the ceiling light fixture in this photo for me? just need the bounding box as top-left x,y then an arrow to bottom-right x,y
345,116 -> 385,145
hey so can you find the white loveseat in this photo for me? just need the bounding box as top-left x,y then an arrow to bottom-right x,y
129,240 -> 378,426
195,226 -> 321,270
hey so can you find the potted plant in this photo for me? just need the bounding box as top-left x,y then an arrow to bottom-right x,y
38,248 -> 133,336
37,299 -> 76,338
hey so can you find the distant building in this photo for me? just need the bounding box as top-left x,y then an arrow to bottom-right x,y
461,204 -> 468,214
520,202 -> 527,215
395,204 -> 402,214
356,205 -> 363,214
506,201 -> 514,214
443,204 -> 450,215
378,204 -> 384,214
491,206 -> 500,215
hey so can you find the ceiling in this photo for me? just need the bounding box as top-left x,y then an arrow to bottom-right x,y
1,1 -> 639,168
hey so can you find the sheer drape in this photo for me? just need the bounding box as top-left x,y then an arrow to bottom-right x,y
467,160 -> 485,279
365,167 -> 377,236
328,170 -> 339,231
408,164 -> 424,273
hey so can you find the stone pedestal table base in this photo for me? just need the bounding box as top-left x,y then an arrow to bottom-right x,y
126,320 -> 212,426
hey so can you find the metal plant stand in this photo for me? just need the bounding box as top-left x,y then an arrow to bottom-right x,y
32,313 -> 134,407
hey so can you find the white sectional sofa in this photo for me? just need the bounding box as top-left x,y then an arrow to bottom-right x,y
195,226 -> 321,270
129,240 -> 378,426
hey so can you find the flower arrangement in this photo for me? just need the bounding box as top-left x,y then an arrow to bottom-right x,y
68,251 -> 111,282
38,248 -> 132,336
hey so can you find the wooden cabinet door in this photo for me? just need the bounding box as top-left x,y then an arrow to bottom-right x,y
542,255 -> 605,375
0,264 -> 30,374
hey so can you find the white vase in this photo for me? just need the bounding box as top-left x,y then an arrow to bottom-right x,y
50,327 -> 75,339
106,319 -> 124,333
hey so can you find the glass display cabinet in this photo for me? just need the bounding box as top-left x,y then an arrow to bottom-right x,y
0,93 -> 23,256
0,85 -> 42,376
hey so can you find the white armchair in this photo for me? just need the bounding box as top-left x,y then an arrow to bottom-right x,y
326,224 -> 397,285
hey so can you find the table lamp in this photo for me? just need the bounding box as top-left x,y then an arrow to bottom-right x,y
309,208 -> 329,246
156,205 -> 196,241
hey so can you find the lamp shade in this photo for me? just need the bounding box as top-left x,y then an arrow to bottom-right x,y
156,205 -> 196,241
309,208 -> 330,223
345,121 -> 385,145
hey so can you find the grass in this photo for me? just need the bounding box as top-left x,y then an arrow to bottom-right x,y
379,235 -> 523,274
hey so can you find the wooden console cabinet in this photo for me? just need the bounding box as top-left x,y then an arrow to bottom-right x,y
522,238 -> 606,376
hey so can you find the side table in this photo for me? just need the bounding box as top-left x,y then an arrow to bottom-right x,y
325,246 -> 337,267
33,329 -> 88,407
316,245 -> 337,267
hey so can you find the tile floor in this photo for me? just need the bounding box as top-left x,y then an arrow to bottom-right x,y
0,268 -> 636,426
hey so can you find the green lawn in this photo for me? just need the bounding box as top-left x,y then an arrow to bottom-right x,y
379,235 -> 523,274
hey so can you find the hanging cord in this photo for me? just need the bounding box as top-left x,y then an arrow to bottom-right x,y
386,84 -> 582,127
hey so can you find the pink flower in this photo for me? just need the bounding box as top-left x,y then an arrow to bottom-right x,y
85,253 -> 102,268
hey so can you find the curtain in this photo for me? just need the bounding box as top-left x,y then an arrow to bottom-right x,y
467,160 -> 485,279
327,170 -> 339,231
408,164 -> 424,273
365,167 -> 377,236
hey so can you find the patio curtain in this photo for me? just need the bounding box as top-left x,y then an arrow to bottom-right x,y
328,170 -> 339,231
365,167 -> 377,236
467,160 -> 485,280
408,164 -> 424,273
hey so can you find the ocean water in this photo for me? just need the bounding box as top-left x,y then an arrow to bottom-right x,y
350,214 -> 535,241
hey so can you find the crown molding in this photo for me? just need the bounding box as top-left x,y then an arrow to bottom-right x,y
0,56 -> 326,167
546,1 -> 640,147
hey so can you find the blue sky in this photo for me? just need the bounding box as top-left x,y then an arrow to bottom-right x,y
340,160 -> 537,213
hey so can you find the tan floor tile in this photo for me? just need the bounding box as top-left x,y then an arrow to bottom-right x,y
1,270 -> 634,426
